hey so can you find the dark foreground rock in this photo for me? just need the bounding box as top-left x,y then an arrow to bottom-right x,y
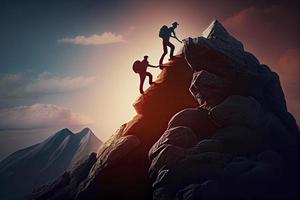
149,20 -> 300,200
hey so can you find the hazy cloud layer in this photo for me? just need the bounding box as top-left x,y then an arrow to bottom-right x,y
58,32 -> 126,45
0,104 -> 92,131
0,72 -> 95,98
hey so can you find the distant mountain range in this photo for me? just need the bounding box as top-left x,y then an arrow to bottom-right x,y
0,128 -> 102,200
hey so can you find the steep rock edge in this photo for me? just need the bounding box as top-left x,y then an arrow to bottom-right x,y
31,20 -> 300,200
32,54 -> 198,200
149,20 -> 300,199
75,55 -> 198,200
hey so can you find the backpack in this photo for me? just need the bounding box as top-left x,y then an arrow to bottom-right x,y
132,60 -> 142,73
159,25 -> 170,39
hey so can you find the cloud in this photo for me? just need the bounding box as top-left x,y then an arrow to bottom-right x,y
278,48 -> 300,85
277,48 -> 300,124
0,104 -> 92,131
0,72 -> 95,98
277,48 -> 300,99
224,5 -> 300,63
58,32 -> 126,45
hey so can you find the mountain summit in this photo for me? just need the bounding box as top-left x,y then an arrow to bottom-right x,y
0,128 -> 102,200
27,20 -> 300,200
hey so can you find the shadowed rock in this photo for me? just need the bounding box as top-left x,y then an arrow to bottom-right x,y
150,20 -> 300,200
190,70 -> 233,108
168,107 -> 217,140
184,20 -> 298,132
209,95 -> 264,129
149,126 -> 197,161
75,55 -> 198,200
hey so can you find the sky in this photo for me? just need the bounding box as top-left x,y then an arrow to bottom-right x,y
0,0 -> 299,160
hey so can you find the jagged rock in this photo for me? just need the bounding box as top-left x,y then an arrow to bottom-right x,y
184,20 -> 298,133
32,20 -> 299,200
75,56 -> 198,200
168,108 -> 216,140
190,70 -> 233,108
149,20 -> 299,200
149,126 -> 197,160
209,95 -> 264,129
184,20 -> 268,79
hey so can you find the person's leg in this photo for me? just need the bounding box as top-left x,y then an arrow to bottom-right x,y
146,72 -> 153,84
159,40 -> 168,65
139,73 -> 146,94
167,41 -> 175,58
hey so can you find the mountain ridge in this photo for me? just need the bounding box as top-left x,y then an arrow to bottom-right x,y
0,127 -> 102,200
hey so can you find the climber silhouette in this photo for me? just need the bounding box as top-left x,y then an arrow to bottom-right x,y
132,56 -> 158,94
159,22 -> 182,65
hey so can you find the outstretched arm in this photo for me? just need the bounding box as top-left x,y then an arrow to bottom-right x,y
148,64 -> 158,68
171,30 -> 182,43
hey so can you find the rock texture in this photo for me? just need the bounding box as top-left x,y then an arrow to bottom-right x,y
74,55 -> 198,200
149,20 -> 300,200
31,20 -> 299,200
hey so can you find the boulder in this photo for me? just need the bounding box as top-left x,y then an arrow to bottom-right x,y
222,151 -> 284,199
192,139 -> 223,153
189,70 -> 233,108
151,151 -> 231,199
260,113 -> 300,164
184,20 -> 298,133
176,182 -> 221,200
168,108 -> 216,140
262,72 -> 299,132
149,145 -> 188,182
149,126 -> 197,160
209,95 -> 264,129
212,126 -> 263,155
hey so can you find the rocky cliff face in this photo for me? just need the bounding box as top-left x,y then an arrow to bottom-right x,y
75,52 -> 198,200
149,20 -> 300,199
30,20 -> 300,200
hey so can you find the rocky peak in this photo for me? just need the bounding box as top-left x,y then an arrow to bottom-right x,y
76,128 -> 93,138
202,19 -> 244,51
185,19 -> 260,71
26,20 -> 300,200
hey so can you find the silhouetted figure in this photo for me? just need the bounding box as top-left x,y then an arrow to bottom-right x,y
159,22 -> 182,65
132,56 -> 158,94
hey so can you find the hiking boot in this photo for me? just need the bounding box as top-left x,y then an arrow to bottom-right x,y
169,56 -> 180,60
